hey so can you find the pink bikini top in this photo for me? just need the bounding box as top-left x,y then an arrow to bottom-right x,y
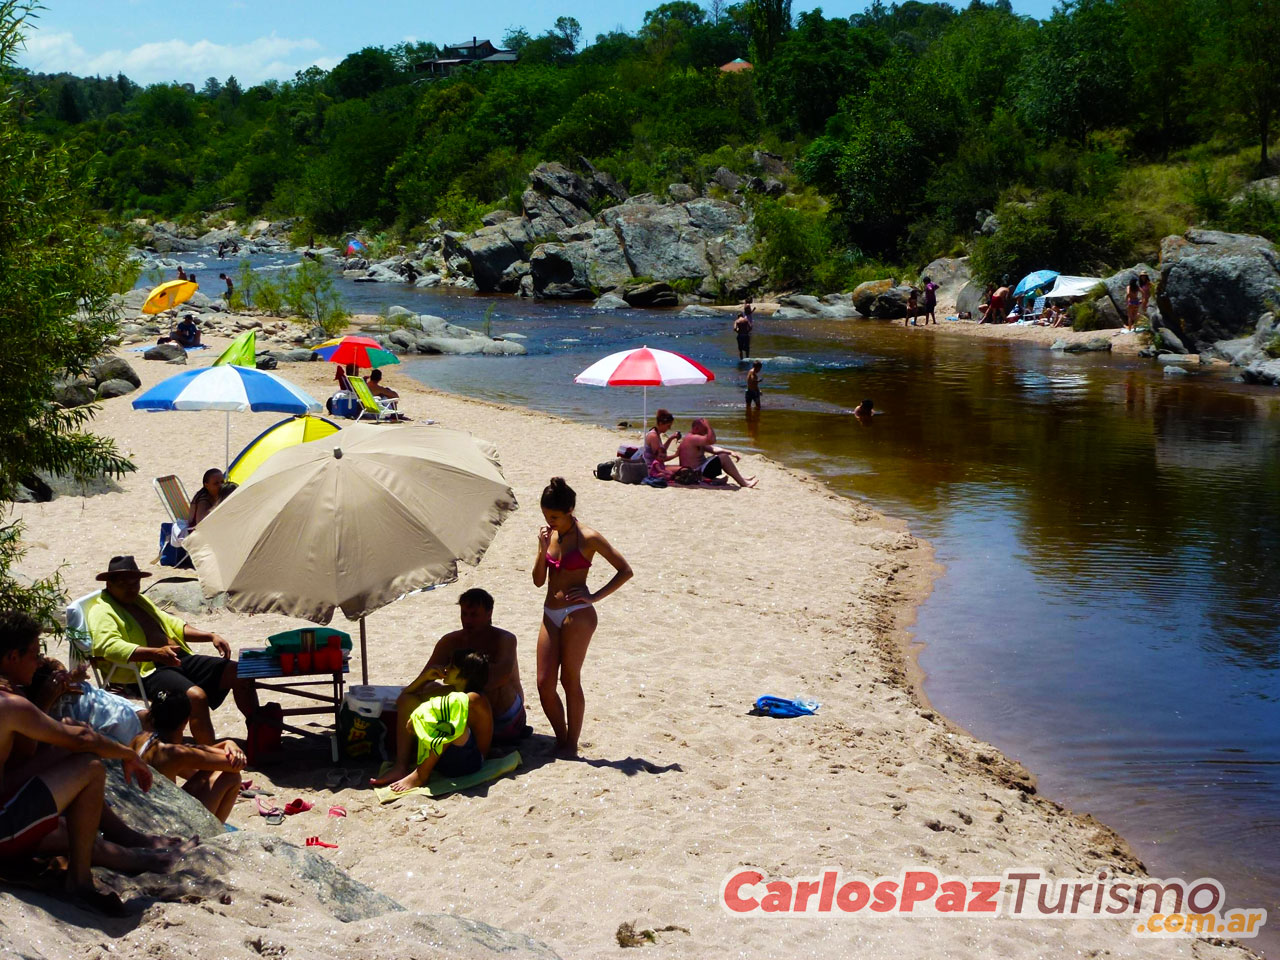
546,525 -> 592,571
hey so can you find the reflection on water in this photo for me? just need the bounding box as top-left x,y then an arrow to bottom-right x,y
155,258 -> 1280,950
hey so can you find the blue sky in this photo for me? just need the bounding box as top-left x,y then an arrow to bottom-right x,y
18,0 -> 1058,86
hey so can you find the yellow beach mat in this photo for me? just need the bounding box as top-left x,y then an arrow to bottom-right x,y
374,751 -> 522,804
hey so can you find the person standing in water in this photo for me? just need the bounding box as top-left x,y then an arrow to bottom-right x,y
733,311 -> 753,361
533,478 -> 632,755
745,361 -> 762,409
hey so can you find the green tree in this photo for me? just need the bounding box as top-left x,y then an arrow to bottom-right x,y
0,1 -> 134,620
1210,0 -> 1280,168
285,259 -> 349,336
747,0 -> 792,64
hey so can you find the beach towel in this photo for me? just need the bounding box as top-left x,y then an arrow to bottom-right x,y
128,344 -> 208,352
374,751 -> 522,804
753,695 -> 820,718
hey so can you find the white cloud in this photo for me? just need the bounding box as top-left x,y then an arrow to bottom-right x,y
19,27 -> 336,86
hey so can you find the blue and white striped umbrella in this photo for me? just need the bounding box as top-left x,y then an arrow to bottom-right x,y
132,365 -> 323,466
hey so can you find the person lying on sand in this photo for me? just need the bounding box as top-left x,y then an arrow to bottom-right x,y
391,588 -> 528,746
677,418 -> 757,488
370,650 -> 493,793
131,690 -> 246,823
0,610 -> 165,916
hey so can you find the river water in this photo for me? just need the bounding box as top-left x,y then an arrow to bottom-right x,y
153,256 -> 1280,948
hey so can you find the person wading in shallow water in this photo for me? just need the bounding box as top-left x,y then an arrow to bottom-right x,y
733,311 -> 753,360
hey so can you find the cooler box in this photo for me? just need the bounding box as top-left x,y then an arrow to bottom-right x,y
330,393 -> 360,419
337,685 -> 403,763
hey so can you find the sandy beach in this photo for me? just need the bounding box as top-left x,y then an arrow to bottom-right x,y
3,341 -> 1259,959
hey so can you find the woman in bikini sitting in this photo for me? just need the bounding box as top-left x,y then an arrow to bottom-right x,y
533,477 -> 632,755
643,409 -> 681,479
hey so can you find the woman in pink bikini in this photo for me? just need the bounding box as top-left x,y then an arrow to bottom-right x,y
533,477 -> 632,755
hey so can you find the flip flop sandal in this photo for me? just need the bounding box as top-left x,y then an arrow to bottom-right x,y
327,805 -> 347,818
240,779 -> 253,791
256,797 -> 284,824
239,788 -> 267,798
283,798 -> 314,816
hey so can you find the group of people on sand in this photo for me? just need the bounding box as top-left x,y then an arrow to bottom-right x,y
0,475 -> 635,913
642,410 -> 758,488
368,477 -> 631,790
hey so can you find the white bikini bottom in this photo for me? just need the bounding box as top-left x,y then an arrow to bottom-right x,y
543,603 -> 592,628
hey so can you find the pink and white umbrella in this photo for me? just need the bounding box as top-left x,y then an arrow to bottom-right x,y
574,346 -> 715,429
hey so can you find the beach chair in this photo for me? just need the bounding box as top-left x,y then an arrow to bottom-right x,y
349,376 -> 400,422
65,590 -> 149,706
154,475 -> 191,524
152,475 -> 192,567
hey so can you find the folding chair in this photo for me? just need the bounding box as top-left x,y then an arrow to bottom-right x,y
349,376 -> 401,422
153,475 -> 191,524
152,475 -> 192,567
65,590 -> 149,706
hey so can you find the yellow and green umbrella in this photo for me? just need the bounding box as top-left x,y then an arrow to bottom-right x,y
142,279 -> 198,315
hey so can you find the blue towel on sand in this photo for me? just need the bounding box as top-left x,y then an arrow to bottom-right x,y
754,695 -> 819,718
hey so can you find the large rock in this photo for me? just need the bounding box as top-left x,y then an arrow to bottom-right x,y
1157,229 -> 1280,349
954,280 -> 986,317
1242,359 -> 1280,385
528,161 -> 595,212
621,281 -> 678,308
53,377 -> 96,408
144,576 -> 226,616
95,378 -> 136,400
752,150 -> 786,176
668,183 -> 696,202
712,166 -> 742,191
459,223 -> 528,292
1061,336 -> 1113,353
529,242 -> 594,299
583,227 -> 632,290
522,189 -> 591,237
868,285 -> 914,319
89,356 -> 141,387
920,257 -> 971,301
144,343 -> 188,363
594,293 -> 630,310
852,278 -> 897,316
612,207 -> 711,280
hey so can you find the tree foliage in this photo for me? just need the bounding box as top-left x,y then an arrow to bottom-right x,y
0,0 -> 134,620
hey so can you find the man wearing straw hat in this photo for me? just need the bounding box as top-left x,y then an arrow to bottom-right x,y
88,557 -> 258,745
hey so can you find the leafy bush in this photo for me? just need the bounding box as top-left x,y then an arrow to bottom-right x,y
284,259 -> 348,336
1069,286 -> 1111,331
254,273 -> 286,316
1218,188 -> 1280,242
969,192 -> 1133,284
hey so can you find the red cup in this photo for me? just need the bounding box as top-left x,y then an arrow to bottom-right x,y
299,651 -> 313,673
279,653 -> 295,674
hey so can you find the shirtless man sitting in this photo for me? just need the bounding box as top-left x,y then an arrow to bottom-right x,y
0,610 -> 157,915
677,417 -> 757,488
389,589 -> 527,745
370,649 -> 493,792
130,690 -> 246,823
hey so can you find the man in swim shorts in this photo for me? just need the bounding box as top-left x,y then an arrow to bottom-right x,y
393,588 -> 528,745
0,610 -> 157,915
677,418 -> 758,488
745,361 -> 762,409
88,555 -> 258,744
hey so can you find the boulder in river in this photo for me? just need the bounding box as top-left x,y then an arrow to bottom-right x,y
622,281 -> 678,308
852,278 -> 897,316
1157,229 -> 1280,351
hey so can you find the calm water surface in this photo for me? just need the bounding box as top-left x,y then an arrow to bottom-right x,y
155,257 -> 1280,948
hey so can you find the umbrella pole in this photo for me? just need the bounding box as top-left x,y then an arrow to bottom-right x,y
224,412 -> 230,472
359,617 -> 369,686
642,386 -> 647,435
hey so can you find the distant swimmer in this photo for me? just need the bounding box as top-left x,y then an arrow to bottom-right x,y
854,399 -> 876,423
745,360 -> 762,409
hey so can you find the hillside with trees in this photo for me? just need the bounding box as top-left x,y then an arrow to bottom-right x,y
10,0 -> 1280,288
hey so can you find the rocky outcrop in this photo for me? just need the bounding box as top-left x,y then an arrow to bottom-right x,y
621,281 -> 678,308
367,313 -> 527,356
920,257 -> 971,303
1157,229 -> 1280,352
454,163 -> 762,301
852,279 -> 896,316
772,293 -> 861,320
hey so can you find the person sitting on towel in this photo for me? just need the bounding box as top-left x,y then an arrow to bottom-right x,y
130,690 -> 246,823
173,316 -> 201,348
370,649 -> 493,793
391,588 -> 528,745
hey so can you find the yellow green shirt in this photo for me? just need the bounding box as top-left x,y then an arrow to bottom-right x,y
87,592 -> 190,678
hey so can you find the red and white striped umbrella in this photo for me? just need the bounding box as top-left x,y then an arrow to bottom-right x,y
575,347 -> 715,429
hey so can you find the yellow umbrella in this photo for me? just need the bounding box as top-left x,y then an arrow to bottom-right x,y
225,414 -> 340,486
142,279 -> 198,315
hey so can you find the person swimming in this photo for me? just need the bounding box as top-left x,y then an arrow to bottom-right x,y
854,399 -> 876,422
533,478 -> 632,755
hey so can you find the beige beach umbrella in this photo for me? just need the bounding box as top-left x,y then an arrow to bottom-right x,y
185,423 -> 517,683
